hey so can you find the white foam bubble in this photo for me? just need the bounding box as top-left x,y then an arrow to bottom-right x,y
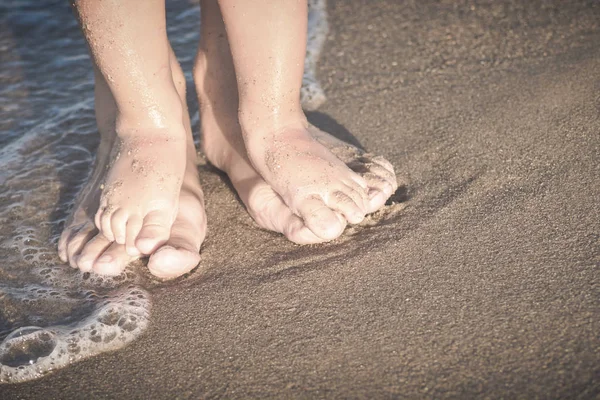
0,286 -> 150,383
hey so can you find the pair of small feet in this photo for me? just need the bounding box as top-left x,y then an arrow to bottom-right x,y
58,59 -> 397,280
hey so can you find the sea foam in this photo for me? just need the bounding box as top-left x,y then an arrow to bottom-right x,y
302,0 -> 330,111
0,287 -> 149,383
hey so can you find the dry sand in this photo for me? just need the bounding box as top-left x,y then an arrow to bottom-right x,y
2,0 -> 599,398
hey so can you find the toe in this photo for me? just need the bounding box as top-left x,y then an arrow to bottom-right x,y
147,209 -> 205,280
371,155 -> 396,176
58,225 -> 80,262
251,190 -> 327,244
343,178 -> 370,209
342,182 -> 370,213
296,196 -> 347,241
93,242 -> 134,276
147,245 -> 200,280
363,173 -> 394,212
66,225 -> 96,269
283,215 -> 326,244
99,211 -> 115,242
135,210 -> 174,255
328,190 -> 365,225
75,234 -> 112,272
245,185 -> 326,245
110,209 -> 129,244
125,215 -> 143,256
366,162 -> 397,190
349,173 -> 368,190
368,188 -> 389,211
348,156 -> 396,192
94,207 -> 104,233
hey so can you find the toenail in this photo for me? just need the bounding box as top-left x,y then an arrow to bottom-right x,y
98,254 -> 113,264
368,189 -> 380,199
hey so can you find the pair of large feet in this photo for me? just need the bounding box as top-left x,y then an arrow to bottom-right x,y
58,56 -> 397,280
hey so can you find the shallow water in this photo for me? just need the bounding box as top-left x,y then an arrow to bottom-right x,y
0,0 -> 328,383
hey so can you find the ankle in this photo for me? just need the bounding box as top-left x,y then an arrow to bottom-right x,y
238,108 -> 307,141
193,50 -> 239,109
115,98 -> 185,139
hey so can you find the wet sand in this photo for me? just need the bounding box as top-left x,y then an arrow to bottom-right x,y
2,0 -> 599,398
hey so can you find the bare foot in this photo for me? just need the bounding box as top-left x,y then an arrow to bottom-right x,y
59,160 -> 206,279
72,0 -> 191,255
58,154 -> 206,279
58,54 -> 206,279
201,0 -> 396,242
95,124 -> 186,255
307,124 -> 397,213
241,120 -> 393,241
194,36 -> 396,244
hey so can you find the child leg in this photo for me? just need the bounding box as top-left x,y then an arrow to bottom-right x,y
59,49 -> 207,278
215,0 -> 396,240
72,0 -> 187,254
194,0 -> 324,244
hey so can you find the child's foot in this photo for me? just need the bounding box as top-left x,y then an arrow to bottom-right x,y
58,55 -> 206,278
72,0 -> 189,255
241,119 -> 397,240
307,124 -> 397,212
195,52 -> 397,243
58,149 -> 206,279
94,119 -> 186,255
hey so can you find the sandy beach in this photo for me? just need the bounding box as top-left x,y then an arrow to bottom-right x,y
1,0 -> 599,398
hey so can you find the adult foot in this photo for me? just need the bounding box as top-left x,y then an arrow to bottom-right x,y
58,54 -> 206,279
